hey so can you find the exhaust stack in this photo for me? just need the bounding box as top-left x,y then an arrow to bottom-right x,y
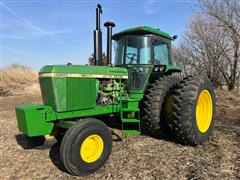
94,4 -> 103,66
104,22 -> 115,66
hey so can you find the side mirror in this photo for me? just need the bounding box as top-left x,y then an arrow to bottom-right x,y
172,35 -> 178,40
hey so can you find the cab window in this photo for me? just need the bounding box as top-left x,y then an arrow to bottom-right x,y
153,40 -> 170,65
114,36 -> 152,65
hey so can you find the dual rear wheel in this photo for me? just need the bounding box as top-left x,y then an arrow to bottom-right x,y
142,75 -> 216,145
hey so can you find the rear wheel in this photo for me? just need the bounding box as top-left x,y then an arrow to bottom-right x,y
60,118 -> 112,176
142,76 -> 180,137
171,76 -> 216,145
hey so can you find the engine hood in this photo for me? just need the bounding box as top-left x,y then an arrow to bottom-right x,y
39,65 -> 128,79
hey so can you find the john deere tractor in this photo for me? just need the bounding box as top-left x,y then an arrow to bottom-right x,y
15,4 -> 216,176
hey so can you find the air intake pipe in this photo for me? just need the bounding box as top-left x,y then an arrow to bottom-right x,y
104,22 -> 115,66
94,4 -> 102,66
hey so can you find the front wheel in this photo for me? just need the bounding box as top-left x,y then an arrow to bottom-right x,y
60,118 -> 112,176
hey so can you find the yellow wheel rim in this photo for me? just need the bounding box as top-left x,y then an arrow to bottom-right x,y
80,134 -> 104,163
196,90 -> 213,133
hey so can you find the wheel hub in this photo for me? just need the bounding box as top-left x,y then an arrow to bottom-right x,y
196,90 -> 213,133
80,134 -> 104,163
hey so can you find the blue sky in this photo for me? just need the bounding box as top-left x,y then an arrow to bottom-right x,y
1,0 -> 198,70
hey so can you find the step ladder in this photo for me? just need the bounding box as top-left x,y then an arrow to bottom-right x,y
119,79 -> 141,135
120,102 -> 141,135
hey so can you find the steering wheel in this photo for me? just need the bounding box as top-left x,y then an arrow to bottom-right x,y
147,59 -> 161,65
126,53 -> 137,64
154,59 -> 161,65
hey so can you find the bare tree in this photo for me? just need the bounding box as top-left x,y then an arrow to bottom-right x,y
173,0 -> 240,90
200,0 -> 240,90
174,15 -> 228,87
172,45 -> 195,77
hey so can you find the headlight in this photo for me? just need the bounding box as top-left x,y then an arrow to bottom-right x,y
154,66 -> 165,72
159,66 -> 165,72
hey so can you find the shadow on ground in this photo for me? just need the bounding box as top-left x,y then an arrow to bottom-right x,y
15,133 -> 68,173
49,142 -> 68,173
15,134 -> 57,150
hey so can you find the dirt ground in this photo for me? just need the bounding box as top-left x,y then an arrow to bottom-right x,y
0,86 -> 239,180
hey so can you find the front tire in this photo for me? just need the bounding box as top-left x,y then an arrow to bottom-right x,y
60,118 -> 112,176
171,76 -> 216,145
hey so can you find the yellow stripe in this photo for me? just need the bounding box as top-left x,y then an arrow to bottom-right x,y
39,73 -> 128,79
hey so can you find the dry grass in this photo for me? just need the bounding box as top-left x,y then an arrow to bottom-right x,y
1,64 -> 38,83
0,64 -> 39,96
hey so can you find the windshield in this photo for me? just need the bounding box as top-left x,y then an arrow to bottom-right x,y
114,36 -> 151,65
114,35 -> 171,66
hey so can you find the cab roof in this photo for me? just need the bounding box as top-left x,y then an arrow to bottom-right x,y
112,26 -> 173,40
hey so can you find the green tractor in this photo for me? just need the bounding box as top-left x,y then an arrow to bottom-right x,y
15,4 -> 216,176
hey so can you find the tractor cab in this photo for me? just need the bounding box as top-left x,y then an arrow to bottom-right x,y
113,26 -> 173,66
112,26 -> 180,91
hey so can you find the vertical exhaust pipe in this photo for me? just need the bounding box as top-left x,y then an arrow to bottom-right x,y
94,4 -> 102,66
104,22 -> 115,66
